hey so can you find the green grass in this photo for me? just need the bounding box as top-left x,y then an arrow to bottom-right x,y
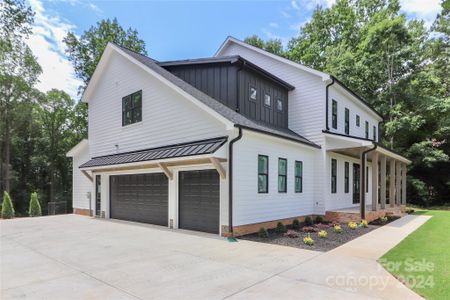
380,210 -> 450,299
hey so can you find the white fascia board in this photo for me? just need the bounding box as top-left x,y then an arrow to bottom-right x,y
324,132 -> 373,148
377,146 -> 412,165
243,129 -> 319,151
66,139 -> 89,157
215,36 -> 330,81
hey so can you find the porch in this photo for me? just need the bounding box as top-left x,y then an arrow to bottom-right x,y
325,205 -> 404,223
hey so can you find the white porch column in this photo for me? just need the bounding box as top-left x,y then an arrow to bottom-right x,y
389,159 -> 395,207
371,152 -> 379,211
402,163 -> 407,205
380,155 -> 386,209
396,161 -> 401,206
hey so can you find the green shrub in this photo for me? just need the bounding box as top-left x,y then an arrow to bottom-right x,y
314,215 -> 324,224
292,218 -> 300,230
303,233 -> 314,245
258,227 -> 269,238
318,230 -> 327,238
333,224 -> 343,233
304,216 -> 313,226
275,222 -> 287,233
28,192 -> 42,217
1,192 -> 15,219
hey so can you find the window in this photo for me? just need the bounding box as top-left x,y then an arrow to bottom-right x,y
264,93 -> 271,106
331,158 -> 337,193
373,126 -> 376,141
295,161 -> 303,193
250,87 -> 257,100
122,90 -> 142,126
366,166 -> 369,191
277,99 -> 283,111
332,100 -> 338,129
344,162 -> 349,193
356,115 -> 360,127
258,155 -> 268,193
278,158 -> 287,192
365,121 -> 369,139
345,108 -> 350,135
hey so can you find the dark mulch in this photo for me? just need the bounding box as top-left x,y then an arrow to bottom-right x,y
369,215 -> 401,225
239,223 -> 380,252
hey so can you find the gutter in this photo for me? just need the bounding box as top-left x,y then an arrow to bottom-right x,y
325,77 -> 335,131
228,127 -> 243,236
360,144 -> 377,219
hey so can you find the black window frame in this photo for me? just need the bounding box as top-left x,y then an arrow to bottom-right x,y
332,100 -> 338,129
345,108 -> 350,135
344,161 -> 349,193
373,125 -> 376,141
258,155 -> 269,193
278,158 -> 287,193
331,158 -> 337,193
365,121 -> 369,139
295,160 -> 303,193
122,90 -> 142,126
356,115 -> 360,127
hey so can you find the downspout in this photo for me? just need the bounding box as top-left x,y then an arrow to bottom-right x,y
325,76 -> 335,131
228,127 -> 243,236
360,144 -> 377,219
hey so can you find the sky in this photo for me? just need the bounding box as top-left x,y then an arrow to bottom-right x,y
26,0 -> 443,100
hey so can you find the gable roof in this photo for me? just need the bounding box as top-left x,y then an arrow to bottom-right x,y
66,139 -> 88,157
82,42 -> 320,149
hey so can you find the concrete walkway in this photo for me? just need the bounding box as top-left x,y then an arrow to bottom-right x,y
0,214 -> 430,300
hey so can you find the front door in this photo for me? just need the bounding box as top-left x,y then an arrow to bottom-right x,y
353,164 -> 360,204
95,175 -> 101,216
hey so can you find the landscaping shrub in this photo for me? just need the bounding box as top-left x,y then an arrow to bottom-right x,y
275,222 -> 287,233
1,192 -> 15,219
283,230 -> 299,238
28,192 -> 42,217
302,226 -> 319,233
314,215 -> 324,224
315,223 -> 330,230
258,227 -> 269,238
380,216 -> 388,224
304,216 -> 313,226
292,218 -> 300,230
318,230 -> 327,238
406,208 -> 415,214
333,224 -> 342,233
303,233 -> 314,245
360,219 -> 368,228
348,221 -> 358,230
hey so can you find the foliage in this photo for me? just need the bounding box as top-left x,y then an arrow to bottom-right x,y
258,227 -> 269,238
380,216 -> 388,224
28,192 -> 41,217
304,216 -> 313,226
302,226 -> 319,233
303,233 -> 314,245
360,219 -> 368,228
275,222 -> 287,233
333,224 -> 343,233
292,218 -> 300,229
1,191 -> 15,218
314,215 -> 324,224
348,221 -> 358,229
318,230 -> 328,238
283,229 -> 300,238
244,35 -> 285,56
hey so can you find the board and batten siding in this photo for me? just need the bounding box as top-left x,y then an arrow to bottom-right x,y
88,52 -> 228,158
232,131 -> 317,226
72,145 -> 92,210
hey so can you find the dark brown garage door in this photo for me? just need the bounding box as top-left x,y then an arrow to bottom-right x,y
110,173 -> 168,226
179,170 -> 220,234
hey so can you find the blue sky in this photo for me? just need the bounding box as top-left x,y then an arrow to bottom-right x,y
27,0 -> 442,100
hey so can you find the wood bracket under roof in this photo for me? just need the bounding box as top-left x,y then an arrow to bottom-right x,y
210,157 -> 226,179
81,170 -> 93,182
158,163 -> 173,180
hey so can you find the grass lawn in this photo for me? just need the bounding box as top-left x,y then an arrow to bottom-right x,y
380,210 -> 450,299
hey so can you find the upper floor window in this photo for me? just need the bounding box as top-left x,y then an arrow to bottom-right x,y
122,90 -> 142,126
332,100 -> 338,129
373,126 -> 377,141
344,162 -> 349,193
365,121 -> 369,139
258,155 -> 268,193
356,115 -> 360,127
278,158 -> 287,193
295,161 -> 303,193
250,87 -> 257,101
277,99 -> 283,111
345,108 -> 350,135
331,158 -> 337,193
264,93 -> 271,107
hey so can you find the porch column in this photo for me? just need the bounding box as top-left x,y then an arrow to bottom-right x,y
389,159 -> 396,207
396,161 -> 401,206
371,152 -> 379,211
402,163 -> 407,205
380,155 -> 387,209
360,149 -> 365,218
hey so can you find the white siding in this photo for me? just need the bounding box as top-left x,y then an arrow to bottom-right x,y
218,43 -> 326,145
72,146 -> 92,210
88,52 -> 228,158
233,131 -> 317,226
328,85 -> 380,141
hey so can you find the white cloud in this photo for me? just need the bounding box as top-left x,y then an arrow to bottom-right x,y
27,0 -> 82,99
280,10 -> 291,18
291,0 -> 300,10
262,29 -> 290,47
400,0 -> 441,27
289,20 -> 309,32
269,22 -> 279,28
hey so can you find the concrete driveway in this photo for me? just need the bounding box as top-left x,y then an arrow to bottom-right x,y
1,215 -> 428,300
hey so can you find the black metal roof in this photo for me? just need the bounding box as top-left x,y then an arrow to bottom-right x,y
79,137 -> 228,169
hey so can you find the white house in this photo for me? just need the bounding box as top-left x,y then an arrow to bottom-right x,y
67,37 -> 410,236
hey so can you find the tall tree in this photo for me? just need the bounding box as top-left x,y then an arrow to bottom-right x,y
244,35 -> 285,56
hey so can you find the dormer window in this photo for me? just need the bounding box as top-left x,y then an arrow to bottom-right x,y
356,115 -> 360,127
277,99 -> 283,111
332,100 -> 338,129
249,87 -> 257,100
264,93 -> 271,107
122,90 -> 142,126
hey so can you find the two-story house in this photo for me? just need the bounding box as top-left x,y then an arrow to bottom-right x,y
67,37 -> 410,236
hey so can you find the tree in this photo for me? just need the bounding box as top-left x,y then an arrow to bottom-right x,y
1,191 -> 15,219
28,192 -> 42,217
244,35 -> 285,56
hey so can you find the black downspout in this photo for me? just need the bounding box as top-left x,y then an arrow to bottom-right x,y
228,127 -> 243,236
361,144 -> 377,219
325,76 -> 335,131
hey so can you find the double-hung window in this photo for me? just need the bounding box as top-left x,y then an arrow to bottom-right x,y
258,155 -> 268,193
122,90 -> 142,126
344,162 -> 349,193
295,161 -> 303,193
345,108 -> 350,135
331,159 -> 337,193
373,126 -> 377,141
278,158 -> 287,193
332,100 -> 338,129
365,121 -> 369,139
356,115 -> 360,127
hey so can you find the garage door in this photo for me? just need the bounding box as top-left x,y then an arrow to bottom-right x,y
110,173 -> 168,226
179,170 -> 220,234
